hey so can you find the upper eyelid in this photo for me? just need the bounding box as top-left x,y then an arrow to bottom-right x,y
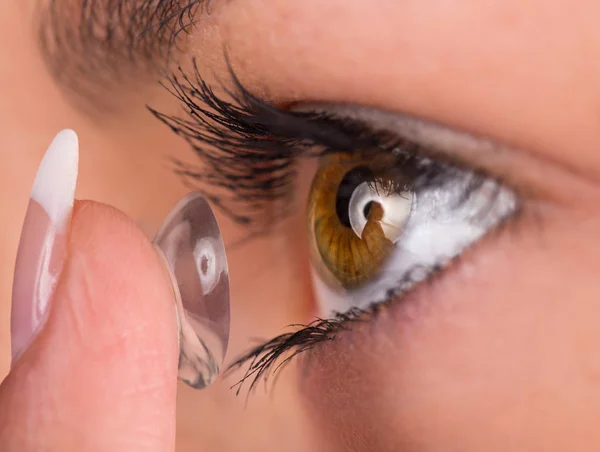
291,103 -> 591,206
293,103 -> 505,164
294,103 -> 600,205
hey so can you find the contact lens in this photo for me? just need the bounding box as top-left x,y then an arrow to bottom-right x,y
153,193 -> 230,390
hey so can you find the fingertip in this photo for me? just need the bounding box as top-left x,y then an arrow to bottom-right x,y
62,200 -> 178,384
2,200 -> 178,450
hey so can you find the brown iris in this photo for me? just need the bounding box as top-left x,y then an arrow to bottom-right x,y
307,151 -> 405,289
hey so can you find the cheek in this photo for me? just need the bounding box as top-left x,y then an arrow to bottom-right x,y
300,207 -> 600,452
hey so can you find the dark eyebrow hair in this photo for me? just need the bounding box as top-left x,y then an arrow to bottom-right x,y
37,0 -> 211,112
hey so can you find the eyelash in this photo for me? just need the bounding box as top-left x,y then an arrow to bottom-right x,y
150,60 -> 491,227
150,58 -> 515,395
226,266 -> 448,396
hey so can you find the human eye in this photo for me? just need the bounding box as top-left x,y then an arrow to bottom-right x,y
303,105 -> 517,316
151,62 -> 520,393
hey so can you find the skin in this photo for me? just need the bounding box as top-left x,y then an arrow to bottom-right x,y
1,0 -> 600,450
0,202 -> 179,450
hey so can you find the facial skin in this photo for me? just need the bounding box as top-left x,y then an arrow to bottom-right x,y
2,0 -> 600,451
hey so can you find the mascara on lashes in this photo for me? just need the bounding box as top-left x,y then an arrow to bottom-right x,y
149,60 -> 477,230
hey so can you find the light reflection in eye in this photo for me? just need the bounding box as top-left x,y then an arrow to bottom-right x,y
348,181 -> 415,243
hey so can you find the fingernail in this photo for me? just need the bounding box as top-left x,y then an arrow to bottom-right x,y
11,129 -> 79,363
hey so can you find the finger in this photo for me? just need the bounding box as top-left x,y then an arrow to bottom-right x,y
0,131 -> 178,452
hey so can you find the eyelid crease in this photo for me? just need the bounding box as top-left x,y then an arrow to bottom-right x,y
293,103 -> 504,158
295,103 -> 600,208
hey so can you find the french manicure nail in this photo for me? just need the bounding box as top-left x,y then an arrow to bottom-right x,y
11,129 -> 79,363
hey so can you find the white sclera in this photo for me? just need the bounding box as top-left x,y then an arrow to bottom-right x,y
153,193 -> 230,389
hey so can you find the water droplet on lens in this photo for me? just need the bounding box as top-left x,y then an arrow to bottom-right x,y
153,193 -> 230,389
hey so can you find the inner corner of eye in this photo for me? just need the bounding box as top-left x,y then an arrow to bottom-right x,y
304,147 -> 517,315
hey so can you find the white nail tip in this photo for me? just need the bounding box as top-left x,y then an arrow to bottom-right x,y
30,129 -> 79,231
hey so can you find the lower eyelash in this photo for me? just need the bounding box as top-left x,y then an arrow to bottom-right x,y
226,308 -> 368,395
226,264 -> 445,395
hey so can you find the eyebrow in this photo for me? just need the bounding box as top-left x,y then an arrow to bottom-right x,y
37,0 -> 209,111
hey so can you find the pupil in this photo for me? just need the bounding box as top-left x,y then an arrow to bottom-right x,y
363,201 -> 374,219
336,166 -> 373,227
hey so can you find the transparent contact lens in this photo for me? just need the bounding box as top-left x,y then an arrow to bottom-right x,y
153,193 -> 230,390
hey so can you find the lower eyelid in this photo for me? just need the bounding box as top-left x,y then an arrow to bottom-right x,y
228,205 -> 514,396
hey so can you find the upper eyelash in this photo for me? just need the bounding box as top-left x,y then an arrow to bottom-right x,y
150,59 -> 484,230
